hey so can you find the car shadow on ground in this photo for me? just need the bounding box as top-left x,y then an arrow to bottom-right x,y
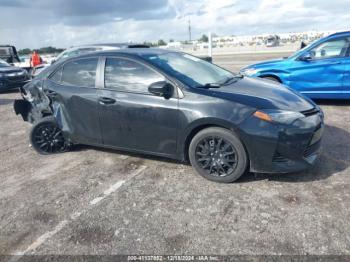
73,144 -> 181,165
75,123 -> 350,184
239,124 -> 350,183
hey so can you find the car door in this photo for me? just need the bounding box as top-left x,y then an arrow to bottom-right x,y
97,56 -> 179,156
44,57 -> 102,145
287,37 -> 348,96
341,43 -> 350,98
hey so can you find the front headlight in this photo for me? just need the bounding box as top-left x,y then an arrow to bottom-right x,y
241,68 -> 259,76
253,110 -> 305,125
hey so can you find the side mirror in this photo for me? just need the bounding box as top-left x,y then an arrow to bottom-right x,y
299,51 -> 314,61
148,81 -> 174,99
51,59 -> 56,64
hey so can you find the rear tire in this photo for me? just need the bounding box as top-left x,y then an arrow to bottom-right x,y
189,127 -> 248,183
30,116 -> 70,155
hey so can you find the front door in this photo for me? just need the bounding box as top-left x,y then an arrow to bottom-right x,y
98,57 -> 179,156
288,37 -> 349,97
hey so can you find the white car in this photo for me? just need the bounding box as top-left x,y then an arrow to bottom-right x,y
32,43 -> 149,77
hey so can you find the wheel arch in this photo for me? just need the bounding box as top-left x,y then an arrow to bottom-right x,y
180,118 -> 247,162
259,74 -> 282,83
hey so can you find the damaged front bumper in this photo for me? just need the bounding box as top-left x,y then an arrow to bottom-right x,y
238,109 -> 324,173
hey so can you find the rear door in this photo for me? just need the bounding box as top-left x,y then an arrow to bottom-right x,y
44,57 -> 102,144
97,56 -> 179,156
288,37 -> 348,97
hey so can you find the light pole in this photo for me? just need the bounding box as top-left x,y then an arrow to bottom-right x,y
208,32 -> 212,58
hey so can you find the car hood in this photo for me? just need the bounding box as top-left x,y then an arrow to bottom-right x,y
243,58 -> 286,70
0,66 -> 24,73
211,77 -> 315,112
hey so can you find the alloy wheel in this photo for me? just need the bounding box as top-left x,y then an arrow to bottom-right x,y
195,136 -> 238,177
33,123 -> 67,153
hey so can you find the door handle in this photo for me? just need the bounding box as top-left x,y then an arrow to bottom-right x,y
99,97 -> 116,105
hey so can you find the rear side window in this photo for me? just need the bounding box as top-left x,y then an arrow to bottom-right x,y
57,58 -> 98,87
104,58 -> 164,93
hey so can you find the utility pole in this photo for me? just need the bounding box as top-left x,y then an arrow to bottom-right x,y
188,19 -> 192,42
208,32 -> 212,58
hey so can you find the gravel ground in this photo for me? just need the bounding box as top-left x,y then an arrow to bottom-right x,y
0,52 -> 349,260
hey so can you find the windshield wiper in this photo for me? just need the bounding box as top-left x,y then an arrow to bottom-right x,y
220,75 -> 244,86
201,83 -> 221,88
197,75 -> 244,89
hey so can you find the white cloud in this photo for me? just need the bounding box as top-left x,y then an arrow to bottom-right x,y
0,0 -> 349,49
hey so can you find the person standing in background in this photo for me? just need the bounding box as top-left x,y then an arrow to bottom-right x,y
29,50 -> 43,68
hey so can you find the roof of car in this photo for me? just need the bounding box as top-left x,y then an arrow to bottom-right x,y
327,31 -> 350,38
81,47 -> 177,57
70,43 -> 150,49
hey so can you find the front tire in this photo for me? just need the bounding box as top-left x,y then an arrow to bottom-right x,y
30,116 -> 70,155
189,127 -> 248,183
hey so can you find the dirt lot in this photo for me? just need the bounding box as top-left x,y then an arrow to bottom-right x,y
0,52 -> 350,259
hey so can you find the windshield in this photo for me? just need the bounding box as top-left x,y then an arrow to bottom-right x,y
289,38 -> 320,58
0,59 -> 9,67
141,52 -> 235,88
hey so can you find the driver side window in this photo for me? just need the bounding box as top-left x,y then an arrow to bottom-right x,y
310,38 -> 349,59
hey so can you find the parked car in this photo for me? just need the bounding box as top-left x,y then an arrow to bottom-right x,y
13,56 -> 31,72
0,45 -> 20,64
0,59 -> 30,91
265,35 -> 280,47
14,49 -> 324,183
241,31 -> 350,99
31,43 -> 149,77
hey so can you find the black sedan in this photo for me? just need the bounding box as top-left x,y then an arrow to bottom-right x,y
14,49 -> 324,183
0,59 -> 30,91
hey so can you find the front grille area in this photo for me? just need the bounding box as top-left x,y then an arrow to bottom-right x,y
301,107 -> 319,117
272,151 -> 289,163
304,140 -> 321,158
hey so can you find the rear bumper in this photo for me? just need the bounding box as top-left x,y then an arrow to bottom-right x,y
238,110 -> 324,173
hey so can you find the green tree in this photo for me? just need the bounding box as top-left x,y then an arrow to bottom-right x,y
18,48 -> 32,55
199,34 -> 209,43
157,39 -> 167,46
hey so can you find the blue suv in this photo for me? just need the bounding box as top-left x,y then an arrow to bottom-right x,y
241,31 -> 350,99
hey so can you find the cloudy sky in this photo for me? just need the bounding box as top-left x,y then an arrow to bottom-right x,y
0,0 -> 349,49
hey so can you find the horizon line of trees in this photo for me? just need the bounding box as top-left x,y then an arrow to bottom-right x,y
18,46 -> 65,56
18,35 -> 212,55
